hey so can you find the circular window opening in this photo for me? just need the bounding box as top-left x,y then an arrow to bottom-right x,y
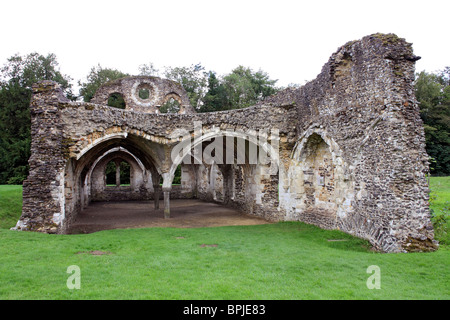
138,88 -> 150,100
135,83 -> 153,101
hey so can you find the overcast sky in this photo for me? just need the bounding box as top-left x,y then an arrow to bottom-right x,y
1,0 -> 449,89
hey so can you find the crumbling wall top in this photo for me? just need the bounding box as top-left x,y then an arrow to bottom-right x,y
90,76 -> 195,114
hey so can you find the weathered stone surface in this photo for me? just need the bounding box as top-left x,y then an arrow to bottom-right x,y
14,33 -> 437,253
90,76 -> 194,114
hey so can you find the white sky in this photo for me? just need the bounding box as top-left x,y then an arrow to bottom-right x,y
1,0 -> 449,90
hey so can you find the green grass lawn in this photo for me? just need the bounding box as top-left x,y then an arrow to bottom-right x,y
0,179 -> 449,300
429,176 -> 450,244
0,185 -> 22,229
429,176 -> 450,213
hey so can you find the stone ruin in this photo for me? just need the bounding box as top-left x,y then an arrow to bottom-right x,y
14,33 -> 439,253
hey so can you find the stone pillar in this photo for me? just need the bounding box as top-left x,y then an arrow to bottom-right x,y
163,187 -> 171,218
220,164 -> 233,204
16,81 -> 69,233
151,171 -> 161,210
153,185 -> 160,209
209,164 -> 216,200
115,160 -> 121,187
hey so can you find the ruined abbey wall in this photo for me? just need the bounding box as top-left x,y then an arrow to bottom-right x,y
15,34 -> 438,253
265,34 -> 433,252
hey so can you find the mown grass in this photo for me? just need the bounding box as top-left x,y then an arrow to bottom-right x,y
429,176 -> 450,213
0,185 -> 22,229
0,180 -> 449,300
429,176 -> 450,244
0,224 -> 448,300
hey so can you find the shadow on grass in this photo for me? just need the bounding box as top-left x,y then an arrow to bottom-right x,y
272,221 -> 375,253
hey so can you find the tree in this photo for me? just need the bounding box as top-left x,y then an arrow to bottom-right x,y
438,67 -> 450,86
138,62 -> 159,77
415,69 -> 450,175
203,66 -> 278,111
163,63 -> 208,110
200,71 -> 229,112
0,52 -> 73,184
78,64 -> 129,102
0,53 -> 73,95
160,98 -> 181,114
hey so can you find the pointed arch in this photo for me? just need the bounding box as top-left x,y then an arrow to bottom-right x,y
283,128 -> 355,229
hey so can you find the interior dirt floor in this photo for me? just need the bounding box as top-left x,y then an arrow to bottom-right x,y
67,199 -> 272,234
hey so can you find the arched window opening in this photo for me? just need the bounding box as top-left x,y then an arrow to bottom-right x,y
173,165 -> 181,185
119,161 -> 131,185
105,161 -> 116,185
107,93 -> 126,109
299,133 -> 335,210
160,98 -> 181,114
105,160 -> 131,186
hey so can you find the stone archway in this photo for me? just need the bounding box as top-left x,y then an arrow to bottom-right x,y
89,148 -> 152,202
61,132 -> 165,230
281,129 -> 355,230
165,127 -> 281,220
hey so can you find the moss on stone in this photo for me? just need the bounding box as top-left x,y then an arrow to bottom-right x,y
372,33 -> 401,45
62,137 -> 75,159
403,236 -> 439,252
343,40 -> 357,50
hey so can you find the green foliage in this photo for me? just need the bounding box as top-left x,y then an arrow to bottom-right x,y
105,161 -> 116,185
106,93 -> 126,109
431,203 -> 449,244
78,64 -> 129,102
0,185 -> 22,229
120,161 -> 131,185
138,62 -> 159,77
150,62 -> 277,112
0,84 -> 33,184
429,194 -> 449,244
0,53 -> 73,184
0,53 -> 73,95
105,161 -> 131,185
138,88 -> 150,100
201,66 -> 278,112
172,165 -> 181,184
200,71 -> 229,112
415,69 -> 450,175
429,176 -> 450,244
222,66 -> 278,109
163,63 -> 207,109
159,98 -> 181,114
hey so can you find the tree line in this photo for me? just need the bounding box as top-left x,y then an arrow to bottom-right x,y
0,52 -> 448,184
79,62 -> 279,112
415,68 -> 450,176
